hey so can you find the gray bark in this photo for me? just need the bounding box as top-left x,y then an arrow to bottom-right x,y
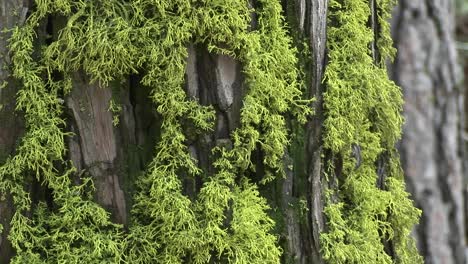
66,74 -> 136,224
304,0 -> 329,263
391,0 -> 466,263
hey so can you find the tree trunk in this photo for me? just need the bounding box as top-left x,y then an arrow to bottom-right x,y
391,0 -> 466,263
0,0 -> 460,263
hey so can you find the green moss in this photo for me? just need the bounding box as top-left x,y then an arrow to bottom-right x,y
1,0 -> 310,263
1,0 -> 421,262
320,0 -> 422,263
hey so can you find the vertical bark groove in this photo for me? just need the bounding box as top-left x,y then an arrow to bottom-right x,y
305,0 -> 328,263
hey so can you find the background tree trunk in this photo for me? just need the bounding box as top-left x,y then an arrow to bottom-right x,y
391,0 -> 466,263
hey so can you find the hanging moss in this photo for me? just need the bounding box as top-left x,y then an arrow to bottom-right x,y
1,0 -> 310,263
320,0 -> 422,263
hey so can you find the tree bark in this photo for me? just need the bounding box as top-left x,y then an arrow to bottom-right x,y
304,1 -> 328,263
391,0 -> 466,263
65,73 -> 134,224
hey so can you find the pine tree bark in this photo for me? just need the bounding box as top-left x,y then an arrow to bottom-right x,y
391,0 -> 466,263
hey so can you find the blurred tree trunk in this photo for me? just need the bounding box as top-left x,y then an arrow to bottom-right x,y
391,0 -> 466,263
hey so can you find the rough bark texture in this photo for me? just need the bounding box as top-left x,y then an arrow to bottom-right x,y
304,0 -> 328,263
0,0 -> 27,262
391,0 -> 466,263
66,73 -> 135,224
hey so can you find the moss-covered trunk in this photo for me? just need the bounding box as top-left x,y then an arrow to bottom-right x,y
0,0 -> 447,263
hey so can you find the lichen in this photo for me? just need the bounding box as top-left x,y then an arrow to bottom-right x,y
320,0 -> 422,263
1,0 -> 310,263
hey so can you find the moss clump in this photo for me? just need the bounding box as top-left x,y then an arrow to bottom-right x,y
320,0 -> 422,263
3,19 -> 125,262
1,0 -> 310,263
